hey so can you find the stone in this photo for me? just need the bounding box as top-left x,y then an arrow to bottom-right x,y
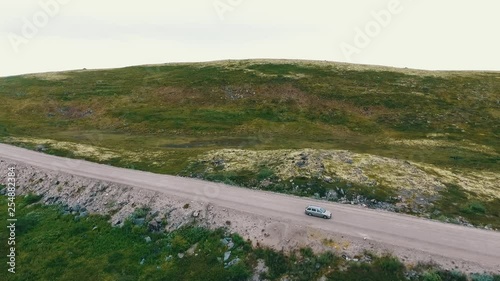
145,236 -> 152,243
224,251 -> 231,261
295,160 -> 306,168
35,144 -> 47,152
221,238 -> 231,245
148,220 -> 160,232
134,218 -> 145,226
224,258 -> 240,268
177,253 -> 184,259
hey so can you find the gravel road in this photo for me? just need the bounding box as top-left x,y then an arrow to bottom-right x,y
1,143 -> 499,273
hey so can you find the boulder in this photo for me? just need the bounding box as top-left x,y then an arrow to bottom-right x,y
224,251 -> 231,261
224,258 -> 240,268
134,218 -> 145,226
148,220 -> 160,232
35,144 -> 47,152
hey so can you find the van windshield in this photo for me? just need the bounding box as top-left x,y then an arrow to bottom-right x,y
319,208 -> 326,213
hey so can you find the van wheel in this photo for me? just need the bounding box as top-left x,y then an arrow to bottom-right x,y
323,215 -> 328,219
307,213 -> 312,216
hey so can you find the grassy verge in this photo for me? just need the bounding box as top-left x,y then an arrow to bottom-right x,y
1,195 -> 499,281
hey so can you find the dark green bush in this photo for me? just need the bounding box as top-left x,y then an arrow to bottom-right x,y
436,270 -> 467,281
23,194 -> 43,205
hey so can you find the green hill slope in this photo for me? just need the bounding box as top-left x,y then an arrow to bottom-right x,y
1,60 -> 498,226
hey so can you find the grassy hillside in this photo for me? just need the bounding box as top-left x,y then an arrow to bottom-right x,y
0,60 -> 498,226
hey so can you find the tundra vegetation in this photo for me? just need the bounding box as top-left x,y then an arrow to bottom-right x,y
0,60 -> 498,228
0,60 -> 500,214
1,192 -> 499,281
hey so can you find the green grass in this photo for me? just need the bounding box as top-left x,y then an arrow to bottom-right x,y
1,195 -> 499,280
432,184 -> 500,229
0,195 -> 253,281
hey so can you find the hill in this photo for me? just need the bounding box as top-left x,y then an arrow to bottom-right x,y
0,59 -> 498,227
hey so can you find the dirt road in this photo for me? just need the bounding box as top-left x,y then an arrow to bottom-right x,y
1,143 -> 499,272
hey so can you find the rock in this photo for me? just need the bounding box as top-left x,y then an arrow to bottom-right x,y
260,179 -> 272,187
186,243 -> 198,255
224,258 -> 240,268
74,204 -> 81,212
324,176 -> 333,183
35,144 -> 47,152
92,226 -> 98,231
192,210 -> 200,218
145,236 -> 152,243
224,251 -> 231,261
227,241 -> 234,249
177,253 -> 184,259
148,220 -> 160,232
140,258 -> 145,265
165,255 -> 173,261
221,238 -> 232,246
134,218 -> 145,226
79,211 -> 88,218
46,196 -> 61,204
213,159 -> 225,167
295,160 -> 306,168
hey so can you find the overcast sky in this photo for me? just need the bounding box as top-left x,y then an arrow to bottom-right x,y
1,0 -> 499,77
